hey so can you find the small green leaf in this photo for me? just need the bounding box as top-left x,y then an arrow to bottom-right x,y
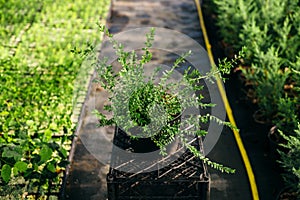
43,129 -> 52,142
40,145 -> 53,162
12,167 -> 18,176
0,111 -> 9,116
47,163 -> 56,173
26,120 -> 34,126
49,123 -> 58,130
1,164 -> 11,183
33,163 -> 39,171
14,161 -> 28,173
2,147 -> 22,161
59,147 -> 68,158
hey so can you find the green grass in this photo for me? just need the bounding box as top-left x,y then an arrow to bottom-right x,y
0,0 -> 110,198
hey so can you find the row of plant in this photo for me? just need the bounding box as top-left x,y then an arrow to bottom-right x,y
211,0 -> 299,197
0,0 -> 109,199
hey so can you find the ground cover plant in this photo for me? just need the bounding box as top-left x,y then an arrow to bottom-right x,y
0,0 -> 109,199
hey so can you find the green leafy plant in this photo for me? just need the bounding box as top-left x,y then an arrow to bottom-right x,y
91,25 -> 241,174
211,0 -> 299,137
212,0 -> 256,50
274,97 -> 298,136
279,123 -> 300,196
0,0 -> 110,199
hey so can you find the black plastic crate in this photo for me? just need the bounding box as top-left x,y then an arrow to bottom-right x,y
107,127 -> 210,200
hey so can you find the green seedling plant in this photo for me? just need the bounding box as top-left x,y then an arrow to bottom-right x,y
211,1 -> 300,196
92,25 -> 240,174
279,123 -> 300,195
0,0 -> 110,199
212,0 -> 300,137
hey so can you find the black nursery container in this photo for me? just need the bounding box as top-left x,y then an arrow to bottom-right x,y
107,127 -> 210,200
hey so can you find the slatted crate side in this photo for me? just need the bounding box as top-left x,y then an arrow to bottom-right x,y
107,176 -> 209,200
107,127 -> 210,200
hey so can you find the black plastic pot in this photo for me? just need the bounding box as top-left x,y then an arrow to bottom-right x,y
118,126 -> 160,153
268,126 -> 280,161
276,186 -> 299,200
117,112 -> 181,153
267,126 -> 288,172
253,109 -> 271,125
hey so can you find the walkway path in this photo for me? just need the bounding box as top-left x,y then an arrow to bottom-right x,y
64,0 -> 282,199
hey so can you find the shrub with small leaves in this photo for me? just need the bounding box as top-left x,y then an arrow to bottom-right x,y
89,25 -> 245,174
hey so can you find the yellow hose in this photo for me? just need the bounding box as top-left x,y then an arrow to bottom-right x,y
194,0 -> 260,199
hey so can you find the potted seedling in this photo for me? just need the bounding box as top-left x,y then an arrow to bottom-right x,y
90,25 -> 245,200
277,123 -> 300,199
267,97 -> 299,166
92,25 -> 237,174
